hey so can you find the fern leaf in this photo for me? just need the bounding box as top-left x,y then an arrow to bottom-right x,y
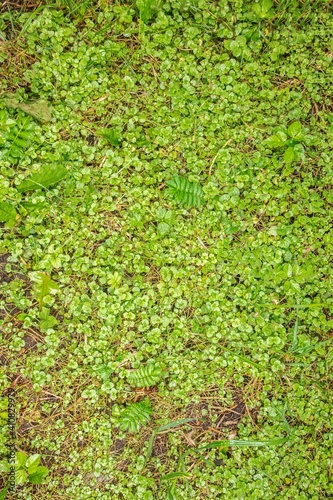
118,398 -> 152,432
127,362 -> 163,388
0,110 -> 35,164
166,175 -> 204,208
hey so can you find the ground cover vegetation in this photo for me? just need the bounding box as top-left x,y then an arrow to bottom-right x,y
0,0 -> 332,498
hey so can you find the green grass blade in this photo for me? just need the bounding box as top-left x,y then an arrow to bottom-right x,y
198,435 -> 290,451
257,303 -> 330,309
161,472 -> 191,481
156,418 -> 197,432
144,431 -> 156,464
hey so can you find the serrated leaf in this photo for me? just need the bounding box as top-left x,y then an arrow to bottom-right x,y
157,222 -> 170,235
28,466 -> 49,484
136,0 -> 158,23
39,308 -> 58,331
287,121 -> 303,138
16,451 -> 27,468
252,0 -> 274,19
284,147 -> 295,164
166,176 -> 204,208
30,272 -> 59,310
118,398 -> 152,433
16,469 -> 28,485
17,164 -> 67,192
96,128 -> 121,146
0,202 -> 17,223
127,362 -> 163,387
265,131 -> 287,148
26,454 -> 41,474
0,112 -> 35,164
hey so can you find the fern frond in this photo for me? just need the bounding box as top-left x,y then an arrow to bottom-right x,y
0,110 -> 35,164
118,398 -> 152,432
127,362 -> 163,388
166,175 -> 204,208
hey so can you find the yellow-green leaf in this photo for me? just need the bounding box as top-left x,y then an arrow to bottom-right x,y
6,98 -> 52,122
0,202 -> 17,222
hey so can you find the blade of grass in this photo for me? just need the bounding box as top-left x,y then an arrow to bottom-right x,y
291,299 -> 300,351
144,418 -> 197,465
197,435 -> 290,451
144,431 -> 156,465
257,303 -> 330,309
161,472 -> 191,481
198,409 -> 291,451
156,418 -> 197,433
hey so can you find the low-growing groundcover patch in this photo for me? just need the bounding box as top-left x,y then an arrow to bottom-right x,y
0,0 -> 333,498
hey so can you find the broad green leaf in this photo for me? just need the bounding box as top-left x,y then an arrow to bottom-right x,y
28,466 -> 49,484
6,98 -> 52,122
30,272 -> 59,310
15,468 -> 28,485
252,0 -> 274,19
96,128 -> 121,146
287,121 -> 302,138
284,147 -> 295,164
0,202 -> 17,223
136,0 -> 159,23
39,308 -> 58,331
157,222 -> 170,235
265,131 -> 287,148
26,454 -> 41,474
16,451 -> 27,468
0,459 -> 10,473
17,165 -> 67,192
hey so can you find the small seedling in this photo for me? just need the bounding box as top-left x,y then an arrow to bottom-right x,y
0,452 -> 49,490
265,121 -> 310,164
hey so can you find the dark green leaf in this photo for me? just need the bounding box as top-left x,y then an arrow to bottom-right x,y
284,147 -> 295,164
161,472 -> 191,481
17,165 -> 67,192
28,466 -> 49,484
166,176 -> 204,208
0,202 -> 17,223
